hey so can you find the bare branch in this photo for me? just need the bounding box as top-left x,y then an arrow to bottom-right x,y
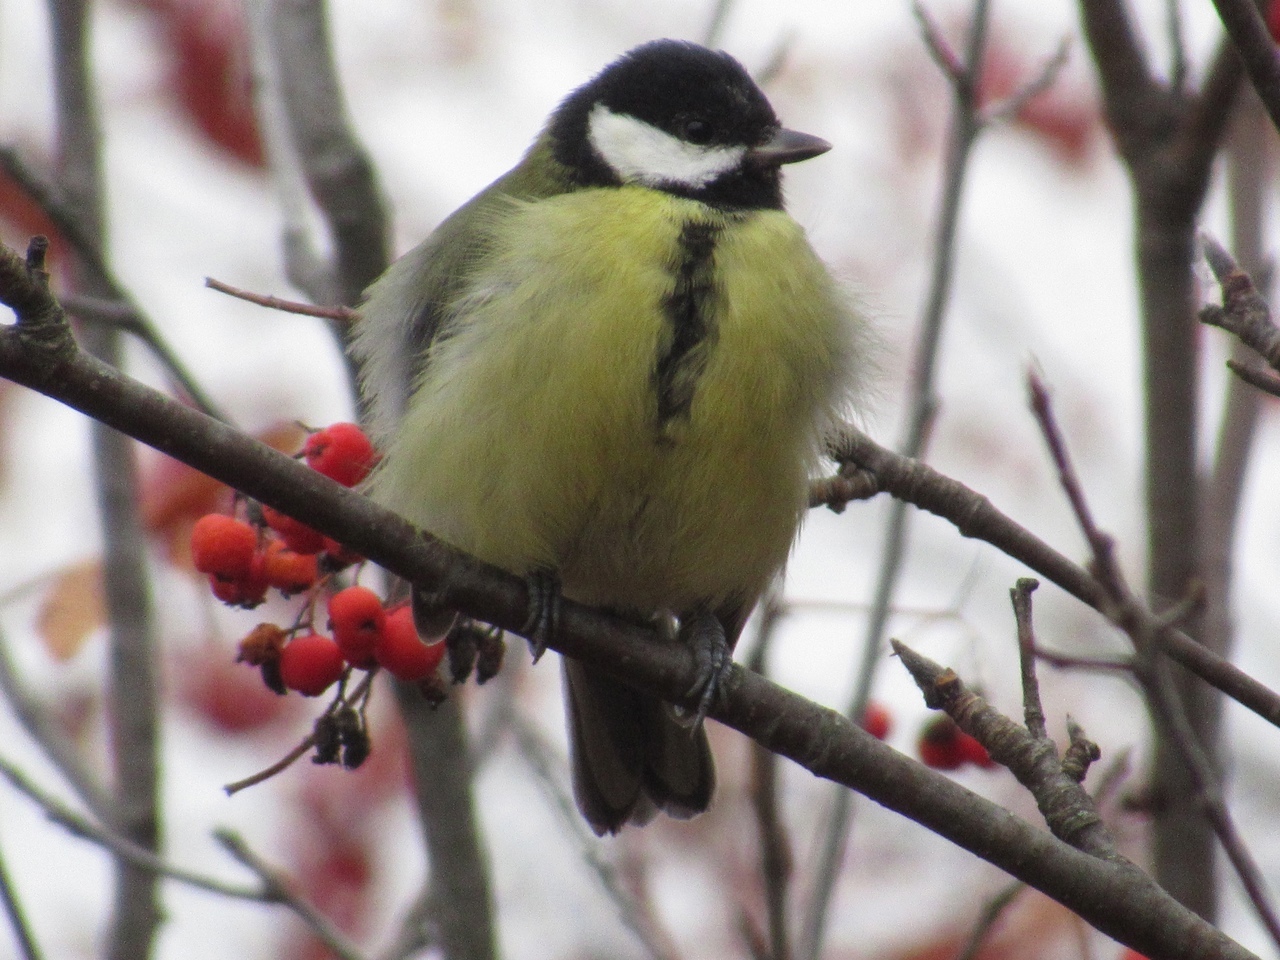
0,148 -> 228,422
1011,579 -> 1047,741
214,830 -> 367,960
0,833 -> 44,960
1209,0 -> 1280,137
1029,368 -> 1280,949
0,755 -> 262,902
1200,233 -> 1280,371
802,3 -> 993,953
823,425 -> 1280,729
982,40 -> 1072,127
204,277 -> 357,323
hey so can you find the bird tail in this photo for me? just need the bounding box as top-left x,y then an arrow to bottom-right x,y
562,658 -> 715,835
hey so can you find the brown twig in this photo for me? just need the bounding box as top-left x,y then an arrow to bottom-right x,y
1011,579 -> 1047,741
982,39 -> 1072,126
1224,358 -> 1280,398
214,829 -> 367,960
1200,233 -> 1280,372
894,640 -> 1117,857
0,150 -> 227,421
204,276 -> 357,323
223,670 -> 374,795
0,625 -> 109,817
822,424 -> 1280,731
502,709 -> 684,960
0,755 -> 262,902
1028,368 -> 1280,950
802,3 -> 995,953
955,881 -> 1024,960
746,588 -> 792,960
1209,0 -> 1280,136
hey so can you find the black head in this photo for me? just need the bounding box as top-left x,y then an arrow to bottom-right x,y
547,40 -> 828,211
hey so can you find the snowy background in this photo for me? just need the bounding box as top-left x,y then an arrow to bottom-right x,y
1,0 -> 1278,958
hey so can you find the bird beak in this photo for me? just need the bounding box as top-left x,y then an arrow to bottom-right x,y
749,127 -> 832,166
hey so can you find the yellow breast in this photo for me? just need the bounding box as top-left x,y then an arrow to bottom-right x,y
370,186 -> 854,615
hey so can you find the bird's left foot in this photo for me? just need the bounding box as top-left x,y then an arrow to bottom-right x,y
682,609 -> 733,729
522,568 -> 562,663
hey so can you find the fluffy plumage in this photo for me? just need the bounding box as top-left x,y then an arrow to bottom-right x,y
353,39 -> 867,834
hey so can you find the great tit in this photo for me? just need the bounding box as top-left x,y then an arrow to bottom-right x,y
353,39 -> 866,835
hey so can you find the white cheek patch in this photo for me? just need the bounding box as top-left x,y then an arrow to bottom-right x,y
587,103 -> 746,190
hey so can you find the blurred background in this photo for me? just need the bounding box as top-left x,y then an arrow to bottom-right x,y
0,0 -> 1277,958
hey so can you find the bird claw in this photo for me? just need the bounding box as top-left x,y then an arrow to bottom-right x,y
522,569 -> 562,663
682,609 -> 733,730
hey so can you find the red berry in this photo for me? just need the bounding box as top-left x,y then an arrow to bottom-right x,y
1269,0 -> 1280,44
279,633 -> 345,696
304,423 -> 378,487
327,586 -> 386,668
190,513 -> 257,577
375,605 -> 446,681
918,716 -> 965,771
860,701 -> 893,741
321,536 -> 363,569
261,505 -> 326,555
208,550 -> 269,608
957,730 -> 998,769
261,538 -> 319,594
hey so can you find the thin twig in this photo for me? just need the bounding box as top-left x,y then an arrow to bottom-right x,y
1200,233 -> 1280,371
1011,579 -> 1047,740
702,0 -> 734,47
505,709 -> 683,960
829,422 -> 1280,726
1029,368 -> 1280,951
893,640 -> 1117,857
0,147 -> 228,422
0,625 -> 109,817
982,40 -> 1072,126
0,833 -> 43,960
745,587 -> 792,960
214,829 -> 368,960
204,277 -> 357,323
0,755 -> 263,901
224,671 -> 374,795
956,881 -> 1024,960
1034,648 -> 1134,673
802,4 -> 993,955
223,737 -> 316,796
1225,358 -> 1280,397
1209,0 -> 1280,136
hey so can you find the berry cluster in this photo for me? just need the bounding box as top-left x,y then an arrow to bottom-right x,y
190,422 -> 378,607
916,715 -> 998,771
189,423 -> 453,770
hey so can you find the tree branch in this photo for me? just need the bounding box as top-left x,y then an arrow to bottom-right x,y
0,239 -> 1259,960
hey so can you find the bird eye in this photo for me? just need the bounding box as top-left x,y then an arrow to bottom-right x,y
680,117 -> 713,144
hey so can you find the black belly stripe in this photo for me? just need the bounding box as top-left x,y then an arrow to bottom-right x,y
654,219 -> 721,429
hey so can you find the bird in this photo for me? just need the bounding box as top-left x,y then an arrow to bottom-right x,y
352,39 -> 867,835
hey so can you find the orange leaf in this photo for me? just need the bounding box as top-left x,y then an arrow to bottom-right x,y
36,559 -> 106,662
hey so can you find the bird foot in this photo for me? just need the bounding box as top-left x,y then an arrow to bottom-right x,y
682,609 -> 733,730
522,569 -> 562,663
